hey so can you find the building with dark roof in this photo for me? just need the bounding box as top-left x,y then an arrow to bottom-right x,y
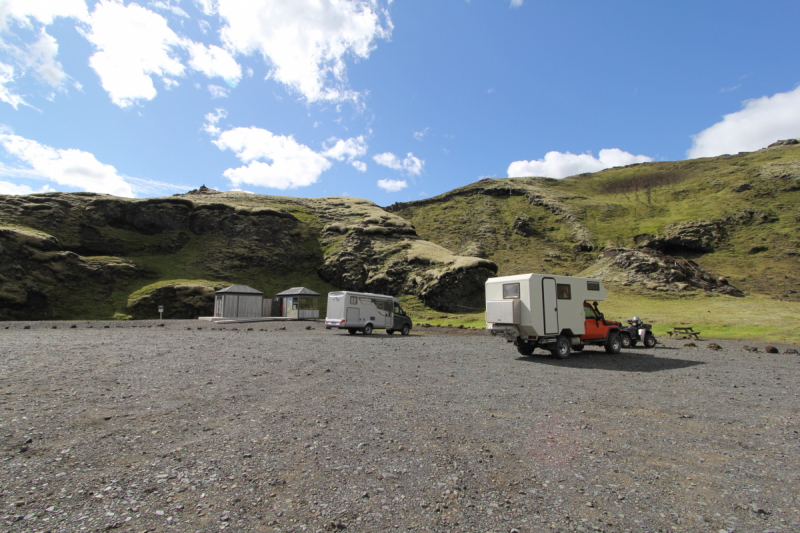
213,285 -> 264,318
274,287 -> 321,319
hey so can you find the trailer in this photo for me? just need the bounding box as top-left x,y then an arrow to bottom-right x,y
485,273 -> 623,358
325,291 -> 413,335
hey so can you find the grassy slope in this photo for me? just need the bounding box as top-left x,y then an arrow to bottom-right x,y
392,144 -> 800,343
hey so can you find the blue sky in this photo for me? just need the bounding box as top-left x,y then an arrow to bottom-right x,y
1,0 -> 799,203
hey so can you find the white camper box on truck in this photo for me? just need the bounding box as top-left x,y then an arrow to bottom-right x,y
325,291 -> 412,335
485,273 -> 623,358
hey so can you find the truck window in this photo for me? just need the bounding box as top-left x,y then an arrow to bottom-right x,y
584,304 -> 597,319
503,283 -> 520,299
557,284 -> 571,299
587,281 -> 600,291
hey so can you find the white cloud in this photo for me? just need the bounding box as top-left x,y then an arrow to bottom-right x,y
510,0 -> 523,7
193,0 -> 218,16
413,127 -> 429,141
217,0 -> 392,102
508,148 -> 653,179
351,160 -> 366,172
0,0 -> 89,28
150,0 -> 190,18
373,151 -> 424,175
213,126 -> 331,189
0,62 -> 27,109
82,0 -> 186,108
186,41 -> 241,85
0,180 -> 35,195
203,107 -> 227,134
688,86 -> 800,158
0,132 -> 135,197
323,135 -> 367,161
25,29 -> 67,87
208,84 -> 229,98
377,178 -> 407,192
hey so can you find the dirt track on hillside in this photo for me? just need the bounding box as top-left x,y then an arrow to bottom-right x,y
1,320 -> 799,533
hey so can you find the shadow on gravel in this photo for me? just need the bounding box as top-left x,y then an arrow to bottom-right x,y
516,351 -> 706,373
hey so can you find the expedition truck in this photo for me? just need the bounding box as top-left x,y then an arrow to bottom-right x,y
325,291 -> 412,335
485,273 -> 623,358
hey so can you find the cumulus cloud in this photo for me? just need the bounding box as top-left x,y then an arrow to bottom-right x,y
0,132 -> 135,197
323,135 -> 367,161
186,42 -> 241,86
373,151 -> 424,175
351,160 -> 367,172
377,178 -> 407,192
508,148 -> 653,179
82,0 -> 186,108
203,107 -> 227,134
216,0 -> 392,102
213,126 -> 332,189
150,0 -> 190,18
688,86 -> 800,158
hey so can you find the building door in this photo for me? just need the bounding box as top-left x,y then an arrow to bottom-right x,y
542,277 -> 558,335
214,295 -> 223,317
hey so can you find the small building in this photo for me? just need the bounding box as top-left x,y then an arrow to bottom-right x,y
274,287 -> 321,319
214,285 -> 264,318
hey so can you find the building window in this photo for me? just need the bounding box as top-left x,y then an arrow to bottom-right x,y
557,284 -> 571,300
587,281 -> 600,291
503,283 -> 520,299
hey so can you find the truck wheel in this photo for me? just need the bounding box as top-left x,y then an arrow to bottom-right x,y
386,329 -> 395,335
644,332 -> 657,348
517,343 -> 534,356
551,335 -> 571,359
363,324 -> 373,335
620,333 -> 632,349
605,333 -> 622,354
348,328 -> 357,335
401,324 -> 410,335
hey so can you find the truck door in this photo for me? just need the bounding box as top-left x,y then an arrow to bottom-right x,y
542,277 -> 558,335
346,306 -> 360,326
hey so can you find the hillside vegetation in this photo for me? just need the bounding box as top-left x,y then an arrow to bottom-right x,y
1,141 -> 799,341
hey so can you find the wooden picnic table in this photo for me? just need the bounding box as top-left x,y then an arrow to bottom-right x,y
669,326 -> 701,339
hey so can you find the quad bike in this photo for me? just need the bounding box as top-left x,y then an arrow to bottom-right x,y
621,317 -> 656,348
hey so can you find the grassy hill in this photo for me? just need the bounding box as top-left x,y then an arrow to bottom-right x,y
1,142 -> 799,342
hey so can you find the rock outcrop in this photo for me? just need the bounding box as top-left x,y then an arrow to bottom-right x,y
126,280 -> 227,319
582,248 -> 743,296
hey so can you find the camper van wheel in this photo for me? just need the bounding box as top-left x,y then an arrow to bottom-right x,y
363,324 -> 373,335
644,332 -> 657,348
348,328 -> 357,335
401,324 -> 410,336
620,333 -> 632,348
386,329 -> 394,334
605,333 -> 622,354
551,336 -> 571,359
516,343 -> 534,356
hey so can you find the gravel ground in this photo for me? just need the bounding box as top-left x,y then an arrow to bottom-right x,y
1,320 -> 799,533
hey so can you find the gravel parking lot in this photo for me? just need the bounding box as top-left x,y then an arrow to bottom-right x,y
1,320 -> 799,533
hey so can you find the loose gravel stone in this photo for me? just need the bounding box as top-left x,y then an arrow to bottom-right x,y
0,320 -> 798,532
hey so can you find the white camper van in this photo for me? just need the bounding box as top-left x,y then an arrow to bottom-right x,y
325,291 -> 413,335
485,273 -> 623,358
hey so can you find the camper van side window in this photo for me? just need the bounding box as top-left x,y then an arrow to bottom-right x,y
587,281 -> 600,291
350,296 -> 357,305
557,284 -> 571,300
503,283 -> 520,299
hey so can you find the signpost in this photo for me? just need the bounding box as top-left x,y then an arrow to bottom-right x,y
158,305 -> 164,322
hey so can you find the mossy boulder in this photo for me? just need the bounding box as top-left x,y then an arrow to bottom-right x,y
127,280 -> 228,319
